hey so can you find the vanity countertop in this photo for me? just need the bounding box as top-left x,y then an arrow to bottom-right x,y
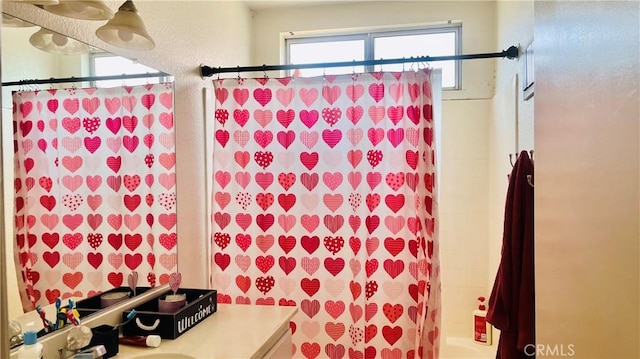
114,304 -> 297,359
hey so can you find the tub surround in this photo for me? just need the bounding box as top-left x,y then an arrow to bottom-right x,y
115,304 -> 296,359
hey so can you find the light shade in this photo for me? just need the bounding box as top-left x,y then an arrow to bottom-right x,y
2,14 -> 36,27
42,0 -> 113,21
29,27 -> 90,55
95,0 -> 154,51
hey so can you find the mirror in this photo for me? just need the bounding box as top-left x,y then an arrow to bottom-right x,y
1,13 -> 177,347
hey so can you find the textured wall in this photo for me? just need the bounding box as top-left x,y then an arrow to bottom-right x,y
535,1 -> 639,357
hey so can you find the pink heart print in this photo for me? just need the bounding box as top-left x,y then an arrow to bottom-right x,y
62,117 -> 81,134
365,280 -> 379,299
235,192 -> 252,210
144,154 -> 154,168
366,194 -> 381,211
215,109 -> 229,126
349,324 -> 364,345
169,272 -> 181,294
367,150 -> 383,168
214,232 -> 231,249
348,193 -> 362,211
82,117 -> 101,134
278,173 -> 296,191
39,176 -> 53,192
158,192 -> 176,210
123,175 -> 141,192
255,276 -> 275,295
87,233 -> 103,250
254,151 -> 274,169
128,271 -> 139,293
255,193 -> 274,211
62,194 -> 83,211
385,173 -> 405,191
322,107 -> 342,127
323,236 -> 345,255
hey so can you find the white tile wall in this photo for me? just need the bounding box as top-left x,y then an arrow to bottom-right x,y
439,100 -> 491,339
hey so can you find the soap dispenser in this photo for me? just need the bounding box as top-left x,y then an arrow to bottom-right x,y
473,296 -> 492,345
17,323 -> 43,359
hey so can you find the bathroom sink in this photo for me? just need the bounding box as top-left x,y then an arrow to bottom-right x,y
130,354 -> 196,359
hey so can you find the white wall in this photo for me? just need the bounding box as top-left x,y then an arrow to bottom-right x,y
488,0 -> 534,297
535,1 -> 639,357
487,0 -> 534,349
251,0 -> 497,339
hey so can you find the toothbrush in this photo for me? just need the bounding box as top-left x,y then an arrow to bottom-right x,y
68,298 -> 80,319
113,309 -> 137,331
66,310 -> 80,326
54,298 -> 62,330
35,305 -> 53,333
56,309 -> 68,330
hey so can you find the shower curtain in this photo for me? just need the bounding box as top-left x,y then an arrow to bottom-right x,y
210,69 -> 441,358
13,83 -> 177,311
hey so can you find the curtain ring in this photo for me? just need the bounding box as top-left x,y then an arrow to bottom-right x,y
237,66 -> 244,85
262,64 -> 268,79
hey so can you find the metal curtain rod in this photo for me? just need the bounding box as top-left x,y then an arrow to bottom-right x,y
1,72 -> 171,87
201,45 -> 520,77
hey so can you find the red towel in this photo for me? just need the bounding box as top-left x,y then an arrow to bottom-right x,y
487,150 -> 535,358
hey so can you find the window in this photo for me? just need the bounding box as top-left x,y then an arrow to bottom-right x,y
286,24 -> 461,89
90,53 -> 168,88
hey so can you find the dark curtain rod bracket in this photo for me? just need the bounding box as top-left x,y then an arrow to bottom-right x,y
2,72 -> 172,87
201,45 -> 520,77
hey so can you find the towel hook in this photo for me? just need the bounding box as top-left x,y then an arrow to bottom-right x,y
509,153 -> 516,167
527,174 -> 534,187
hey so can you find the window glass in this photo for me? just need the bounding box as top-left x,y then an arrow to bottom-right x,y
285,25 -> 460,89
289,40 -> 365,77
374,32 -> 457,88
92,55 -> 162,87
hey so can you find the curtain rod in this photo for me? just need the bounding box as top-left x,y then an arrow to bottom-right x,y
1,72 -> 172,87
201,45 -> 519,77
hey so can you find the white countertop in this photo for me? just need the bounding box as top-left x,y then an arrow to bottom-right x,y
114,304 -> 297,359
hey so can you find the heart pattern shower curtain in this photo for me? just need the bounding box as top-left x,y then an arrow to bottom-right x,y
13,83 -> 177,311
211,70 -> 440,358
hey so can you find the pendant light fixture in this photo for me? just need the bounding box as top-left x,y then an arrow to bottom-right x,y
2,14 -> 36,27
29,27 -> 90,55
95,0 -> 154,51
42,0 -> 113,21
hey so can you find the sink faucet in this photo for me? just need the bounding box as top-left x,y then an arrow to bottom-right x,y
58,325 -> 106,359
63,345 -> 107,359
8,321 -> 23,348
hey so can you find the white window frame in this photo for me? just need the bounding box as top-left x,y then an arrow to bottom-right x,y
89,52 -> 170,87
284,23 -> 462,89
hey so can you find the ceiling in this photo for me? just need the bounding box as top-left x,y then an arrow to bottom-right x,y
242,0 -> 366,10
